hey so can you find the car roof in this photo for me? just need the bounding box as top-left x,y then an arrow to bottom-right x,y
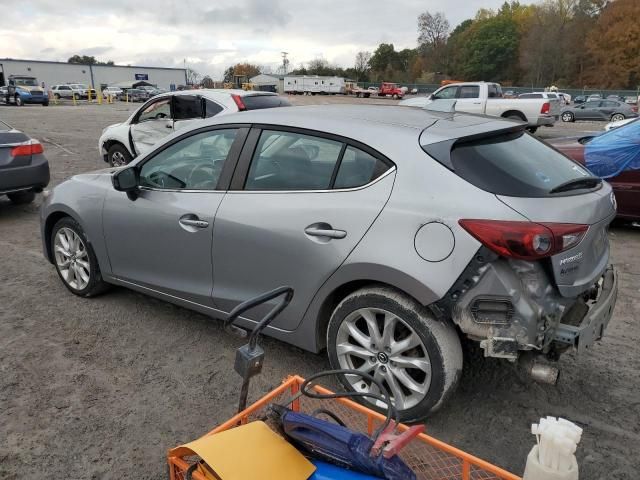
202,104 -> 517,146
150,89 -> 277,101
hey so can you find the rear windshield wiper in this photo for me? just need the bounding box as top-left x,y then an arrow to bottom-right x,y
549,176 -> 602,194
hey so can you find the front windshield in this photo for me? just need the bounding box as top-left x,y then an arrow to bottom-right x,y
14,78 -> 38,86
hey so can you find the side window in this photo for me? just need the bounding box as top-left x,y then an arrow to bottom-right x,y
458,85 -> 480,99
138,98 -> 171,122
434,86 -> 458,100
334,146 -> 390,189
204,99 -> 223,117
602,101 -> 617,108
139,129 -> 237,190
174,95 -> 202,120
245,130 -> 343,190
487,84 -> 502,98
584,101 -> 601,108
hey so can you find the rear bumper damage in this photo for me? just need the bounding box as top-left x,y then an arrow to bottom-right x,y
553,266 -> 617,354
432,248 -> 617,361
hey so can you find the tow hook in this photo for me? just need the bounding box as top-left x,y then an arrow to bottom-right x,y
519,353 -> 560,385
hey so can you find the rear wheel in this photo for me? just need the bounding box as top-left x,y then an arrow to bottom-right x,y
327,287 -> 463,422
611,113 -> 625,122
561,112 -> 574,122
107,143 -> 133,167
51,217 -> 109,297
7,191 -> 35,204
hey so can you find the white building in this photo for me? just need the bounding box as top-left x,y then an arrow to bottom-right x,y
0,58 -> 187,91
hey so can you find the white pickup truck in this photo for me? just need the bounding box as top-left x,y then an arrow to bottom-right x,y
399,82 -> 560,132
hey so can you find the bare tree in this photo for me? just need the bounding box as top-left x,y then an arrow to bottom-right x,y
354,51 -> 371,81
418,11 -> 450,48
186,67 -> 200,85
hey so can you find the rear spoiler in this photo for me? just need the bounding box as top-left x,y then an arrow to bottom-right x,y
421,124 -> 526,171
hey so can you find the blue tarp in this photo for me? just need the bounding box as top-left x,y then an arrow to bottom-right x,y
585,120 -> 640,178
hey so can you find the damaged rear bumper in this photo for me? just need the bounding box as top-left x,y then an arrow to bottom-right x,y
553,266 -> 617,353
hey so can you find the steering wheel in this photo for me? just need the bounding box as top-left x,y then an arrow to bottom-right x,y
187,163 -> 220,189
148,171 -> 186,189
154,112 -> 167,119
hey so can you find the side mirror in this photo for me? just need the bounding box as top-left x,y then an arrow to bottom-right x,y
112,167 -> 138,192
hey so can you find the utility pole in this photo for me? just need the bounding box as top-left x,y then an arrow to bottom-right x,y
281,52 -> 289,75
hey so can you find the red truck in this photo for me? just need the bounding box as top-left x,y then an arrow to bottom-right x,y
378,82 -> 404,99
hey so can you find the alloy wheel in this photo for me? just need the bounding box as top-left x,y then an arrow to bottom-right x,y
561,112 -> 573,122
335,307 -> 431,410
111,151 -> 127,167
54,227 -> 90,290
611,114 -> 625,122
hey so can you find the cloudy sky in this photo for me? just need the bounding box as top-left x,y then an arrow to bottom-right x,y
3,0 -> 530,79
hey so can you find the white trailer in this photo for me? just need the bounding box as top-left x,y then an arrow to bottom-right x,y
284,76 -> 344,95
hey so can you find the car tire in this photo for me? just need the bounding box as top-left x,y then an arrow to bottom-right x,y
611,113 -> 625,122
15,95 -> 23,106
43,99 -> 49,107
392,94 -> 398,99
7,191 -> 35,204
561,112 -> 574,122
51,217 -> 109,297
107,143 -> 133,167
54,93 -> 60,100
527,127 -> 538,134
327,286 -> 463,422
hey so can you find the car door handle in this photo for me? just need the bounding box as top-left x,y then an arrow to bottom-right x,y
180,218 -> 209,228
165,123 -> 173,129
304,227 -> 347,239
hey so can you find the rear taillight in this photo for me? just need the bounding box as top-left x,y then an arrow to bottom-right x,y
11,140 -> 44,157
540,102 -> 551,114
231,94 -> 246,111
459,220 -> 588,260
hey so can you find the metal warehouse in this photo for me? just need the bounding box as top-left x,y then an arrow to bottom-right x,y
0,59 -> 187,91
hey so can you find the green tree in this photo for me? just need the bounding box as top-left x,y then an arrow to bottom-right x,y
68,55 -> 114,65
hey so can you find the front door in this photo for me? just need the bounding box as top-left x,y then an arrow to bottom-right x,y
172,94 -> 204,133
130,97 -> 173,155
455,84 -> 483,114
103,127 -> 242,305
211,127 -> 396,330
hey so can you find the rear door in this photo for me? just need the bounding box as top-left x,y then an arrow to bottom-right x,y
599,100 -> 619,120
130,96 -> 173,155
609,170 -> 640,219
172,94 -> 204,133
211,127 -> 395,330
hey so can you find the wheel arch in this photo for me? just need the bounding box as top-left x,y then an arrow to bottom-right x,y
43,210 -> 76,263
501,110 -> 527,122
101,138 -> 130,157
307,264 -> 440,352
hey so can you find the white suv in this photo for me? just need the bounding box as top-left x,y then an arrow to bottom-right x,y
98,89 -> 290,166
51,85 -> 78,99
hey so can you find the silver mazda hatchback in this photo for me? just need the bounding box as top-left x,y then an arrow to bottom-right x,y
41,105 -> 617,420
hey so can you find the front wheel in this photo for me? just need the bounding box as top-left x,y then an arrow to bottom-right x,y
15,95 -> 23,106
51,217 -> 109,297
107,143 -> 133,167
561,112 -> 574,122
611,113 -> 625,122
327,287 -> 463,422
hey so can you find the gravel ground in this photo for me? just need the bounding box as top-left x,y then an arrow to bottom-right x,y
0,98 -> 638,480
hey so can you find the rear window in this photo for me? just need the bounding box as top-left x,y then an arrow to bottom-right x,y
242,95 -> 291,110
428,131 -> 593,197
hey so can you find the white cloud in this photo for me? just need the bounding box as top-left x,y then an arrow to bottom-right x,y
1,0 -> 534,79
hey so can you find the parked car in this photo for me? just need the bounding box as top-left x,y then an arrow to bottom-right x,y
51,85 -> 79,100
117,89 -> 147,103
550,120 -> 640,220
378,82 -> 404,99
68,83 -> 97,99
44,105 -> 617,420
587,94 -> 602,102
557,92 -> 571,105
137,85 -> 163,99
560,99 -> 638,123
573,95 -> 587,105
99,89 -> 291,166
605,117 -> 637,131
0,119 -> 49,204
624,96 -> 638,105
102,86 -> 123,98
606,95 -> 625,102
0,86 -> 7,97
503,90 -> 516,98
400,82 -> 559,133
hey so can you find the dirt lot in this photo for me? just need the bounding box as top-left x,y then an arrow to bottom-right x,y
1,98 -> 638,479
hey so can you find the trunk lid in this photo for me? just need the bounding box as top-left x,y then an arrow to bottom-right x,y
0,131 -> 32,169
497,184 -> 615,297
